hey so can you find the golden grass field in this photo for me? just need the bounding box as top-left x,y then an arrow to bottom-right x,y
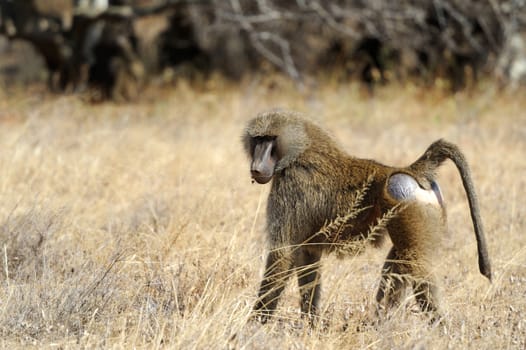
0,78 -> 524,349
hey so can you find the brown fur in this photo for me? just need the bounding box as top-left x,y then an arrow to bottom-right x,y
243,110 -> 491,323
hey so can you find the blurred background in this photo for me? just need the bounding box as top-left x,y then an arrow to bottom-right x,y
0,2 -> 525,348
1,0 -> 525,100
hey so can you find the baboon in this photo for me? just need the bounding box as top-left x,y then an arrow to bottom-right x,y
243,110 -> 491,324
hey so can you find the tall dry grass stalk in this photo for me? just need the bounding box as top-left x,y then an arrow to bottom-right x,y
0,79 -> 524,349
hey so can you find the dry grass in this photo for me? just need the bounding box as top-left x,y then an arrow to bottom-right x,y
0,78 -> 524,349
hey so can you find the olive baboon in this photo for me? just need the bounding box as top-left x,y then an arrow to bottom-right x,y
243,110 -> 491,323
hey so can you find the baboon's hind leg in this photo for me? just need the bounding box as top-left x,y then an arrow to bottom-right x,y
376,246 -> 408,312
381,173 -> 445,320
376,246 -> 441,321
413,278 -> 440,316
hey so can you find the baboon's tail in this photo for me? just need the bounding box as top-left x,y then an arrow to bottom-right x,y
411,139 -> 492,281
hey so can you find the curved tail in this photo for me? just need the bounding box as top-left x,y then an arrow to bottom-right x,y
411,139 -> 492,281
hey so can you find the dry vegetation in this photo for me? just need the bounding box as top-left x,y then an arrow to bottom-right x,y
0,78 -> 524,349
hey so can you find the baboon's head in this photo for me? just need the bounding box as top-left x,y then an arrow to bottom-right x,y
243,110 -> 311,184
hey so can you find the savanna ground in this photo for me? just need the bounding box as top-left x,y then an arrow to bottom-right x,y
0,77 -> 524,349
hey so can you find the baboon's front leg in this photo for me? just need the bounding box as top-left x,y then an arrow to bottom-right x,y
295,248 -> 322,318
254,249 -> 294,323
